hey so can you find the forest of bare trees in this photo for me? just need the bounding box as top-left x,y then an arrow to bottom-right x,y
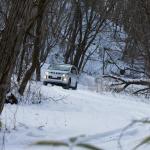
0,0 -> 150,115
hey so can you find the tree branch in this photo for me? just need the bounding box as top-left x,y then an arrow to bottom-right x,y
103,75 -> 150,92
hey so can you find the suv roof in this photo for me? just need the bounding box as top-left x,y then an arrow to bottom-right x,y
58,64 -> 73,67
51,64 -> 76,68
48,64 -> 76,71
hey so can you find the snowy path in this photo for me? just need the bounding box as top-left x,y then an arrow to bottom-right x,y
1,83 -> 150,150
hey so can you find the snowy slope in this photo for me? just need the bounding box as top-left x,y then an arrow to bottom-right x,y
1,82 -> 150,150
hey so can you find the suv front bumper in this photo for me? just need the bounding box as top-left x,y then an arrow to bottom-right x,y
43,76 -> 69,85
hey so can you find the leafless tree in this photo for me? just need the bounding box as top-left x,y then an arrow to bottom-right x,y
18,0 -> 49,95
0,0 -> 33,114
63,0 -> 118,72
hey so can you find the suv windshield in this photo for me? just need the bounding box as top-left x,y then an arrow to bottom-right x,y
48,65 -> 71,71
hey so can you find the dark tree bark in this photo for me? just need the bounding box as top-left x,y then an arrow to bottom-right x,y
17,35 -> 28,83
0,0 -> 33,114
18,0 -> 48,95
36,60 -> 41,81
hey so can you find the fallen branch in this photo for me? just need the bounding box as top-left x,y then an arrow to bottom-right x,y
103,75 -> 150,93
133,88 -> 150,95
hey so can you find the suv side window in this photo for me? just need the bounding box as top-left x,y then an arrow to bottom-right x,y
71,67 -> 77,74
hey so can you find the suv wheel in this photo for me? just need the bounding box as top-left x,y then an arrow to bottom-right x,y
63,79 -> 71,89
72,82 -> 77,90
43,81 -> 48,86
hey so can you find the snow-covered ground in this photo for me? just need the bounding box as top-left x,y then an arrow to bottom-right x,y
1,79 -> 150,150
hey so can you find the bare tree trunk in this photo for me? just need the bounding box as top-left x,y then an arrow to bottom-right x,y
64,2 -> 80,64
17,36 -> 27,83
0,0 -> 32,114
36,60 -> 41,81
19,0 -> 47,95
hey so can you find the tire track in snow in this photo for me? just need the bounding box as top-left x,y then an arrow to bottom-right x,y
67,126 -> 139,145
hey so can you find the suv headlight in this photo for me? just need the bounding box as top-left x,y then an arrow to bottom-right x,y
44,71 -> 49,79
62,74 -> 69,81
45,71 -> 49,76
62,74 -> 68,77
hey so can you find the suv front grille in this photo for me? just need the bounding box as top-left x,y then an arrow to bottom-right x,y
50,72 -> 62,75
48,76 -> 61,80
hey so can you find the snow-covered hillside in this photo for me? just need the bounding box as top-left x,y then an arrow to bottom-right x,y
1,80 -> 150,150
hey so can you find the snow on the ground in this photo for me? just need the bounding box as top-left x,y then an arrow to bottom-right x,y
1,80 -> 150,150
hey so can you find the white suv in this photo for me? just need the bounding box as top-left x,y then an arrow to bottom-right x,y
43,64 -> 78,89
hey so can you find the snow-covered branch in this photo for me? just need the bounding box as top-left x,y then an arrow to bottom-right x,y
103,75 -> 150,93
